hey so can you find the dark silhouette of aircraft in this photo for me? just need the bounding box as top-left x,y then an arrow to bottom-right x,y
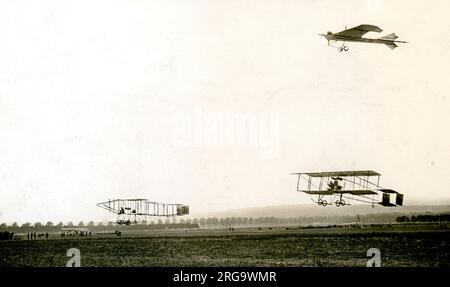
292,170 -> 404,207
319,24 -> 408,52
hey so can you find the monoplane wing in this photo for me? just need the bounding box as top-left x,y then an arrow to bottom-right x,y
335,24 -> 382,38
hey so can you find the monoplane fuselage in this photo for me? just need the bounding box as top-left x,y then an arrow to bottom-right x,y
321,24 -> 408,51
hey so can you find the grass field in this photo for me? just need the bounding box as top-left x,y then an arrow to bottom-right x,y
1,225 -> 449,267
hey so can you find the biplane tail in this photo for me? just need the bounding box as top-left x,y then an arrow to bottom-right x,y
378,189 -> 404,206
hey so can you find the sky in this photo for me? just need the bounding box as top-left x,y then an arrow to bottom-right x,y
0,0 -> 449,224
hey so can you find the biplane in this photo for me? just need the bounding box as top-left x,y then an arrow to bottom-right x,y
97,199 -> 189,225
292,170 -> 404,207
319,24 -> 408,52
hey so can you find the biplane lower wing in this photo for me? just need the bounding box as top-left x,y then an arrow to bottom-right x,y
300,189 -> 378,195
343,189 -> 378,195
300,190 -> 334,195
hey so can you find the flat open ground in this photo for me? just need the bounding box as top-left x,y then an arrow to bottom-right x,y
1,225 -> 449,267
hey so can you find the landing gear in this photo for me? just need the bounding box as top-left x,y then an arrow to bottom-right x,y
335,194 -> 346,207
116,219 -> 131,225
339,45 -> 349,52
116,212 -> 137,225
317,198 -> 328,207
335,199 -> 346,207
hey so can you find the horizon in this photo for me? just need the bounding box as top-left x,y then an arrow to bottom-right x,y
2,201 -> 450,225
1,1 -> 449,224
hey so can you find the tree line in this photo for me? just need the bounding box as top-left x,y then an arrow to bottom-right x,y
0,215 -> 392,233
0,216 -> 344,233
2,213 -> 448,233
395,214 -> 450,223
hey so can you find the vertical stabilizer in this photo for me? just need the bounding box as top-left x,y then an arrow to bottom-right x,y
385,43 -> 398,50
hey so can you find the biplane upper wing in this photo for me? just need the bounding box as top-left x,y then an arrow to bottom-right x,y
302,189 -> 378,195
297,170 -> 380,177
335,24 -> 382,38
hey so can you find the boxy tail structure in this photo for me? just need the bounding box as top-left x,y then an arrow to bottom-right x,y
379,189 -> 404,207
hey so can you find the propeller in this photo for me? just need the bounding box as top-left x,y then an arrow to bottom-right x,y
318,33 -> 327,45
319,31 -> 332,45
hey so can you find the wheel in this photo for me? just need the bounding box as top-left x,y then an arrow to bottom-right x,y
318,199 -> 323,206
341,199 -> 346,206
338,47 -> 343,52
322,200 -> 327,206
344,46 -> 349,51
335,200 -> 341,207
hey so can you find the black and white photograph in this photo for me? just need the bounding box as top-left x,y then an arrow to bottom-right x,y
0,0 -> 449,279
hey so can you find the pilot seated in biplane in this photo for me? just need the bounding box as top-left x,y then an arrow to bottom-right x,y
327,179 -> 343,192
